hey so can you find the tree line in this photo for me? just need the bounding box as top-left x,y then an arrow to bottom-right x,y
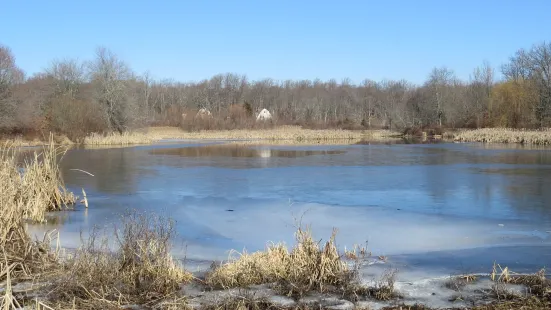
1,41 -> 550,140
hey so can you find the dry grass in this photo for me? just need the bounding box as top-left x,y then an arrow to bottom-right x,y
343,243 -> 371,260
444,274 -> 479,291
0,135 -> 75,310
480,263 -> 551,309
490,263 -> 551,299
76,126 -> 401,146
47,210 -> 193,309
205,226 -> 398,302
83,131 -> 154,145
0,134 -> 74,148
205,227 -> 350,297
149,126 -> 399,141
1,136 -> 75,282
20,140 -> 76,216
198,293 -> 370,310
453,128 -> 551,145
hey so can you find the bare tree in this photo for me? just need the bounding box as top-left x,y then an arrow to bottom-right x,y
45,58 -> 86,97
377,80 -> 412,129
469,61 -> 493,127
525,42 -> 551,126
426,67 -> 457,127
0,45 -> 24,128
88,47 -> 133,133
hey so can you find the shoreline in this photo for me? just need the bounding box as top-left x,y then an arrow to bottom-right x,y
7,226 -> 551,310
3,127 -> 551,147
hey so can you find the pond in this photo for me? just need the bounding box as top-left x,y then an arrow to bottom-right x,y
29,140 -> 551,278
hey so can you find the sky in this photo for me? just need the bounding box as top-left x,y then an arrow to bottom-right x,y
1,0 -> 550,85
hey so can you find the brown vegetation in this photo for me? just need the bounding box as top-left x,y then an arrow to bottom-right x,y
161,125 -> 375,141
204,226 -> 398,303
0,136 -> 75,307
0,136 -> 75,242
205,227 -> 350,294
453,128 -> 551,145
46,211 -> 192,309
83,131 -> 154,145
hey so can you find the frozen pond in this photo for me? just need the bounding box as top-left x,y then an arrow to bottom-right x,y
28,140 -> 551,279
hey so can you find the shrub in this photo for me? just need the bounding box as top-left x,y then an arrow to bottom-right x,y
49,210 -> 192,308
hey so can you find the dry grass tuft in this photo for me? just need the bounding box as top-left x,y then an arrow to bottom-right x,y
206,243 -> 290,289
486,263 -> 551,307
206,227 -> 350,297
453,128 -> 551,145
371,269 -> 399,301
343,243 -> 371,260
48,210 -> 192,308
20,139 -> 76,217
444,274 -> 479,291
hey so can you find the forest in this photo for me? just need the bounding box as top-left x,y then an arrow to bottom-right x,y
0,41 -> 550,141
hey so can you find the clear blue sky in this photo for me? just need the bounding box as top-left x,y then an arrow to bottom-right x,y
1,0 -> 550,84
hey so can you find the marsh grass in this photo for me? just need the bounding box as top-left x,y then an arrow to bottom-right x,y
482,263 -> 551,309
453,128 -> 551,145
0,134 -> 73,148
150,126 -> 399,141
74,126 -> 401,145
444,274 -> 479,291
490,264 -> 550,300
343,243 -> 370,261
204,227 -> 393,302
83,131 -> 154,145
21,139 -> 76,216
1,136 -> 75,282
198,293 -> 353,310
47,210 -> 193,309
206,227 -> 350,296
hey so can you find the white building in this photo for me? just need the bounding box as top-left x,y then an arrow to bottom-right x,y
256,108 -> 272,121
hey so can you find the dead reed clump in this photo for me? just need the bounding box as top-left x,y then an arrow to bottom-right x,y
1,136 -> 75,282
454,128 -> 551,145
48,211 -> 193,308
444,274 -> 479,291
491,263 -> 551,300
21,139 -> 76,217
370,269 -> 399,301
0,143 -> 23,243
205,243 -> 290,289
343,243 -> 370,260
342,268 -> 399,302
279,228 -> 349,297
205,227 -> 351,298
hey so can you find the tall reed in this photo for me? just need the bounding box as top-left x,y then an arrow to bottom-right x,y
0,135 -> 75,280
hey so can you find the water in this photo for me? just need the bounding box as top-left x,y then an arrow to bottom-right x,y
28,141 -> 551,277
